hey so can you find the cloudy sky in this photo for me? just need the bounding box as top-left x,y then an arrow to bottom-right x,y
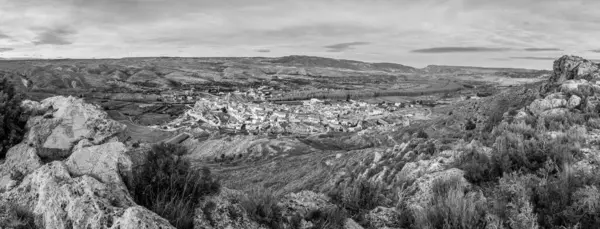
1,0 -> 600,69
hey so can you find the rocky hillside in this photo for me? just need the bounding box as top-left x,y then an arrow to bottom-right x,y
0,96 -> 366,228
0,55 -> 594,229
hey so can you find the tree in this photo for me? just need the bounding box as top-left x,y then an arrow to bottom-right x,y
0,78 -> 28,158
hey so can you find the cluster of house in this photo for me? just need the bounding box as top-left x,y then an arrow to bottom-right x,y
158,86 -> 273,103
167,94 -> 411,135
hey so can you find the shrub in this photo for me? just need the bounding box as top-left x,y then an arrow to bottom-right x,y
129,143 -> 221,229
0,204 -> 38,229
0,78 -> 29,158
531,166 -> 600,229
455,149 -> 496,184
416,130 -> 429,139
490,173 -> 539,229
328,179 -> 384,223
240,187 -> 285,229
412,176 -> 488,229
305,207 -> 348,229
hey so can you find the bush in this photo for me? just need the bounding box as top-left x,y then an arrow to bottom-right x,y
490,173 -> 539,229
455,149 -> 496,184
0,78 -> 29,158
416,130 -> 429,139
305,207 -> 348,229
531,166 -> 600,229
328,179 -> 384,222
129,143 -> 220,229
0,204 -> 39,229
413,176 -> 487,229
240,187 -> 285,229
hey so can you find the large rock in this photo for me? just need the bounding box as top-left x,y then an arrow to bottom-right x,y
23,96 -> 125,159
559,79 -> 600,96
552,55 -> 600,84
528,93 -> 567,116
65,141 -> 134,204
568,95 -> 582,109
0,144 -> 42,192
1,161 -> 174,229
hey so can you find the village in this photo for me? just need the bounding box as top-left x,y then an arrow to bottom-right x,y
162,91 -> 421,135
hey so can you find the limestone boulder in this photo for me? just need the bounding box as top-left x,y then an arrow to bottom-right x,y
528,94 -> 567,116
1,161 -> 174,229
552,55 -> 600,84
559,79 -> 600,96
0,144 -> 42,192
568,95 -> 582,109
65,142 -> 134,204
23,96 -> 125,159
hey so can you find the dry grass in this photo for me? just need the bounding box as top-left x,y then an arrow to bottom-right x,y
129,143 -> 221,229
413,177 -> 487,229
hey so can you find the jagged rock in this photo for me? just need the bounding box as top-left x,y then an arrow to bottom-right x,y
0,144 -> 42,192
528,94 -> 567,116
195,188 -> 265,229
406,168 -> 468,210
111,206 -> 176,229
23,96 -> 125,159
552,55 -> 600,84
1,161 -> 172,229
559,79 -> 600,96
568,95 -> 582,109
1,143 -> 42,176
364,206 -> 402,229
65,142 -> 134,204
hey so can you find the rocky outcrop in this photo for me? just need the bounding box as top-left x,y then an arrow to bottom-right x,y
552,55 -> 600,84
24,96 -> 125,159
0,144 -> 42,192
65,141 -> 134,204
1,162 -> 174,229
0,96 -> 177,228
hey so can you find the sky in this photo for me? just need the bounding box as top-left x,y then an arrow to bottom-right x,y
1,0 -> 600,69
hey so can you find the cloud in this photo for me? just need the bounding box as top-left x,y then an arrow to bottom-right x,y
324,41 -> 370,52
0,48 -> 14,52
524,48 -> 563,51
510,56 -> 556,60
32,27 -> 76,45
411,47 -> 511,53
0,32 -> 10,40
591,50 -> 600,53
255,49 -> 270,53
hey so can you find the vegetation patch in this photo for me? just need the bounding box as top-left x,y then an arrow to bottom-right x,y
0,78 -> 29,158
128,143 -> 221,229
